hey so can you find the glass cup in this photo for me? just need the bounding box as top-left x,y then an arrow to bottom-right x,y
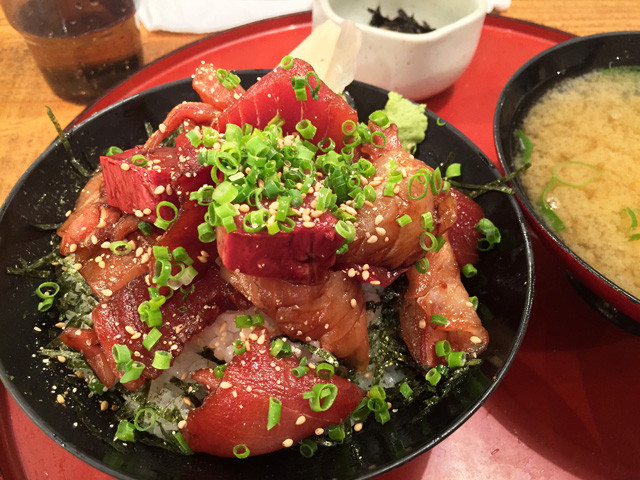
1,0 -> 143,103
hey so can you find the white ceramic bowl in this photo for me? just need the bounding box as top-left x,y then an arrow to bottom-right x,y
312,0 -> 486,100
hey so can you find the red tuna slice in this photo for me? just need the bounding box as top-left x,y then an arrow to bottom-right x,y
182,329 -> 365,457
447,188 -> 485,267
216,210 -> 343,284
192,63 -> 245,110
100,147 -> 181,221
60,327 -> 117,390
92,264 -> 248,391
215,58 -> 357,150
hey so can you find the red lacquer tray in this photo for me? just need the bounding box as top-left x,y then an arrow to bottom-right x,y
2,13 -> 639,480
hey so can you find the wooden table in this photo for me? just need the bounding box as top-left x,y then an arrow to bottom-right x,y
1,0 -> 640,206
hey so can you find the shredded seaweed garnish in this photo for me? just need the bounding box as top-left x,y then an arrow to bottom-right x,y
6,247 -> 60,278
449,162 -> 530,199
46,106 -> 93,179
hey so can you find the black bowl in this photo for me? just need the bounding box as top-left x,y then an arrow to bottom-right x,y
0,72 -> 534,479
494,31 -> 640,329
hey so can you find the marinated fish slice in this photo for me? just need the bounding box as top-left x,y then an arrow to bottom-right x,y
400,240 -> 489,367
221,268 -> 370,371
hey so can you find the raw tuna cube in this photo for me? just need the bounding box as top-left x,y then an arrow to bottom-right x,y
182,328 -> 365,457
447,188 -> 485,267
100,147 -> 180,221
216,210 -> 343,284
215,58 -> 358,150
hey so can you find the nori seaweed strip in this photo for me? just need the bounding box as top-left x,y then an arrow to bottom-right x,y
46,106 -> 93,179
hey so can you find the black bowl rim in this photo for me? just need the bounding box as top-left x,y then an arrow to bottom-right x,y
493,30 -> 640,312
0,73 -> 534,479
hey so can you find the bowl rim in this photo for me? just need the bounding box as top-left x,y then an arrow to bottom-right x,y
493,30 -> 640,317
314,0 -> 486,43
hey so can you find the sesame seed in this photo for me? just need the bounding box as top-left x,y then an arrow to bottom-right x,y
375,226 -> 386,236
220,381 -> 232,389
143,208 -> 152,215
354,422 -> 363,432
366,235 -> 379,244
296,415 -> 306,425
101,289 -> 113,297
120,163 -> 130,171
154,185 -> 166,195
303,221 -> 315,228
470,336 -> 483,344
419,320 -> 427,329
57,355 -> 66,363
131,332 -> 142,340
69,243 -> 78,253
282,438 -> 294,448
100,400 -> 109,411
362,270 -> 370,281
178,420 -> 187,429
55,322 -> 65,329
350,298 -> 357,308
347,268 -> 356,278
238,204 -> 250,213
65,210 -> 72,217
315,428 -> 324,435
56,394 -> 65,404
183,397 -> 192,406
101,241 -> 111,249
375,214 -> 384,225
73,263 -> 82,271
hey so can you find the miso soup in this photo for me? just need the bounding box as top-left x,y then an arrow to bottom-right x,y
519,68 -> 640,298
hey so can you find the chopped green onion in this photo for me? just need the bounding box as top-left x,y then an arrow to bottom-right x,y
216,68 -> 241,90
315,363 -> 335,379
399,382 -> 413,399
514,129 -> 533,164
435,340 -> 452,358
115,420 -> 135,442
112,344 -> 132,368
269,338 -> 292,358
281,55 -> 294,70
328,424 -> 345,442
185,129 -> 202,147
415,257 -> 429,274
475,218 -> 501,251
142,327 -> 162,351
134,407 -> 157,432
296,119 -> 317,139
299,439 -> 318,458
335,220 -> 356,243
138,221 -> 153,235
233,444 -> 250,459
469,296 -> 479,310
173,431 -> 194,455
120,361 -> 145,383
369,110 -> 389,128
462,264 -> 477,278
445,163 -> 461,178
104,146 -> 123,156
430,314 -> 448,326
109,240 -> 133,256
154,201 -> 179,230
420,212 -> 434,231
302,383 -> 338,412
447,351 -> 467,367
131,154 -> 147,167
396,214 -> 412,227
197,222 -> 216,242
408,170 -> 430,200
35,281 -> 60,311
425,368 -> 441,386
267,397 -> 282,430
233,339 -> 246,355
292,75 -> 307,101
151,350 -> 172,370
213,364 -> 226,379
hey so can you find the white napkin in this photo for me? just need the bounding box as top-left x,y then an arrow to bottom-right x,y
134,0 -> 313,33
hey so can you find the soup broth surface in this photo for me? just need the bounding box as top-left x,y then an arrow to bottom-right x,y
521,69 -> 640,298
